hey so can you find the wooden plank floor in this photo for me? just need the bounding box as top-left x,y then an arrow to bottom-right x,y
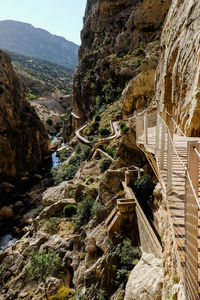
138,125 -> 200,294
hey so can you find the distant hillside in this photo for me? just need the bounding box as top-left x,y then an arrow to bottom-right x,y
8,51 -> 73,98
0,20 -> 79,70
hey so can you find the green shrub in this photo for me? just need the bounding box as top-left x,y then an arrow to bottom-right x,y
103,145 -> 117,158
134,174 -> 151,190
91,201 -> 104,217
99,127 -> 111,137
46,117 -> 53,125
75,142 -> 82,154
52,143 -> 91,185
135,42 -> 145,56
95,95 -> 103,110
69,189 -> 76,197
79,144 -> 91,159
44,217 -> 60,234
102,78 -> 115,104
52,164 -> 79,185
91,121 -> 100,131
85,284 -> 106,300
89,136 -> 98,146
28,93 -> 37,100
119,122 -> 129,134
26,248 -> 63,299
31,205 -> 43,218
69,155 -> 82,167
63,204 -> 77,217
99,158 -> 112,173
108,237 -> 142,284
94,115 -> 101,122
72,196 -> 95,229
133,57 -> 142,68
58,149 -> 68,161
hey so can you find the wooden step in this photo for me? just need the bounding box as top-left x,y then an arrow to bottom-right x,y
107,211 -> 121,235
117,199 -> 135,213
105,207 -> 118,227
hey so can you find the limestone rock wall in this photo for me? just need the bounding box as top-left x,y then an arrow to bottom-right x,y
73,0 -> 171,127
156,0 -> 200,136
0,50 -> 49,180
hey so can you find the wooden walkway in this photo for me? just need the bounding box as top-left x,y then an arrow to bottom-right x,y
136,111 -> 200,299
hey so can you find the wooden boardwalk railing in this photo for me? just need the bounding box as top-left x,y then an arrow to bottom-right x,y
136,109 -> 200,300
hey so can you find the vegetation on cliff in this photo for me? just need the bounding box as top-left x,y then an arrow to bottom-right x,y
8,51 -> 73,98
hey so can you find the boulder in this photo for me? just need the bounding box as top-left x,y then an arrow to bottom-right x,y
32,174 -> 43,181
0,182 -> 15,194
99,169 -> 124,204
121,70 -> 156,116
124,252 -> 164,300
42,181 -> 67,206
39,199 -> 76,219
15,201 -> 24,208
50,140 -> 62,152
0,206 -> 14,219
29,231 -> 49,248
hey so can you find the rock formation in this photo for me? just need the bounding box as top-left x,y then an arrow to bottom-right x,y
156,0 -> 200,136
73,0 -> 171,127
0,50 -> 49,180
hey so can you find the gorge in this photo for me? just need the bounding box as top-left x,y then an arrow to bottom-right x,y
0,0 -> 200,299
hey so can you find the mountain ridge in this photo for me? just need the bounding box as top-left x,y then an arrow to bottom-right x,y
0,20 -> 79,70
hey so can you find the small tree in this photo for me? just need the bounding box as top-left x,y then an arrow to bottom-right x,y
26,248 -> 63,299
99,127 -> 111,137
72,196 -> 95,229
99,158 -> 112,173
46,118 -> 53,125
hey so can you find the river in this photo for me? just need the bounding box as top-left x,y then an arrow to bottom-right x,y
51,136 -> 64,168
0,136 -> 64,253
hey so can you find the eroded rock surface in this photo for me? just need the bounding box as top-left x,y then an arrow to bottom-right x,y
73,0 -> 171,128
124,252 -> 163,300
0,50 -> 49,180
156,0 -> 200,136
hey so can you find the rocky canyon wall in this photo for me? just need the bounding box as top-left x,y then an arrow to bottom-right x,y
0,50 -> 49,180
73,0 -> 171,127
156,0 -> 200,136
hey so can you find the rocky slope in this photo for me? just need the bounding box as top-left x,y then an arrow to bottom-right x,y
156,0 -> 200,136
73,0 -> 171,127
30,95 -> 73,135
0,50 -> 49,180
8,51 -> 73,98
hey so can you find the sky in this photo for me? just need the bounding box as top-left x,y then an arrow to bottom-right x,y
0,0 -> 87,45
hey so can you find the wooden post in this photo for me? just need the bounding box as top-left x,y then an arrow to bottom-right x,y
155,113 -> 160,153
185,140 -> 199,298
166,117 -> 173,195
144,113 -> 148,146
160,111 -> 167,169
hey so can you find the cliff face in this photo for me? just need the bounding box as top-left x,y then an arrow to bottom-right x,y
73,0 -> 171,127
0,50 -> 49,180
156,0 -> 200,136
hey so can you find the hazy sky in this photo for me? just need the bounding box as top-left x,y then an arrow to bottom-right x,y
0,0 -> 87,45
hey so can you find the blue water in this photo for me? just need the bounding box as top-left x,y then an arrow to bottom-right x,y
0,234 -> 17,252
51,136 -> 64,168
52,152 -> 61,168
